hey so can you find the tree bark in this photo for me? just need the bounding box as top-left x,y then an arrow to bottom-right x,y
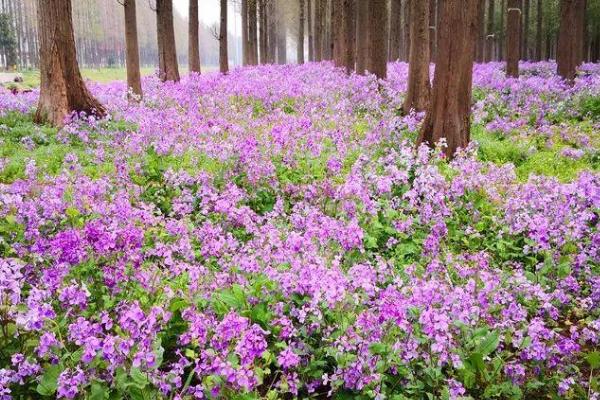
476,0 -> 485,62
298,0 -> 305,63
242,0 -> 249,65
259,0 -> 267,63
498,0 -> 505,60
429,0 -> 437,62
219,0 -> 228,73
248,0 -> 258,65
314,0 -> 323,60
557,0 -> 586,82
522,0 -> 529,59
418,0 -> 478,159
341,0 -> 355,73
267,0 -> 276,63
403,0 -> 430,113
308,0 -> 314,61
35,0 -> 105,127
506,0 -> 520,77
368,0 -> 387,79
332,0 -> 343,66
535,0 -> 542,60
401,0 -> 410,61
486,0 -> 495,62
189,0 -> 201,73
356,0 -> 369,73
156,0 -> 179,82
389,0 -> 402,61
123,0 -> 142,99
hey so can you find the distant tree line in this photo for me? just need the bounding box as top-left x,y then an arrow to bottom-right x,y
0,0 -> 241,70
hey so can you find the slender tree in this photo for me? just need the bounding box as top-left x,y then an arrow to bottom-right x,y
418,0 -> 479,159
267,0 -> 276,63
356,0 -> 369,73
369,0 -> 387,79
333,0 -> 343,66
242,0 -> 249,65
341,0 -> 355,73
156,0 -> 179,82
486,0 -> 495,62
248,0 -> 258,65
401,0 -> 411,61
35,0 -> 105,127
259,0 -> 267,63
219,0 -> 228,73
535,0 -> 542,61
476,0 -> 485,62
308,0 -> 314,61
506,0 -> 521,77
122,0 -> 142,99
298,0 -> 305,63
557,0 -> 586,82
314,0 -> 323,60
403,0 -> 430,113
522,0 -> 530,59
189,0 -> 201,73
389,0 -> 402,61
499,0 -> 505,59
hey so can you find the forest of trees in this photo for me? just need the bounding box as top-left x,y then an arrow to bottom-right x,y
0,0 -> 242,69
2,0 -> 600,72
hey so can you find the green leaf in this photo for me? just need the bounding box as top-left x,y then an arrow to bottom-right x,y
478,331 -> 500,356
368,342 -> 388,356
129,368 -> 148,389
36,364 -> 62,396
90,381 -> 108,400
587,351 -> 600,369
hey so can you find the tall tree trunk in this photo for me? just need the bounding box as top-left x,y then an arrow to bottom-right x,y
401,0 -> 410,61
356,0 -> 369,73
498,0 -> 505,60
267,0 -> 276,63
308,0 -> 314,61
156,0 -> 179,82
35,0 -> 105,127
557,0 -> 586,82
418,0 -> 478,159
189,0 -> 201,73
248,0 -> 258,65
369,0 -> 387,79
314,0 -> 323,60
535,0 -> 542,60
403,0 -> 430,113
486,0 -> 495,62
522,0 -> 529,59
506,0 -> 520,77
259,0 -> 267,63
333,0 -> 355,71
332,0 -> 343,66
298,0 -> 305,63
242,0 -> 249,65
219,0 -> 228,73
341,0 -> 355,73
389,0 -> 402,61
123,0 -> 142,99
476,0 -> 485,62
429,0 -> 437,62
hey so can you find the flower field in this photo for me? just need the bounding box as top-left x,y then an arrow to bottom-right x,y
0,61 -> 599,399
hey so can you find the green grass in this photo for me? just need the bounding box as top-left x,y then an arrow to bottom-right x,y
19,67 -> 164,88
473,124 -> 600,182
